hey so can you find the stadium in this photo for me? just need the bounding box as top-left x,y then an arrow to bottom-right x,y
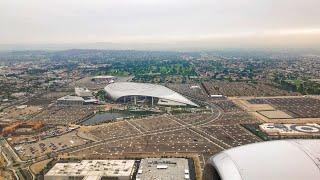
104,82 -> 199,107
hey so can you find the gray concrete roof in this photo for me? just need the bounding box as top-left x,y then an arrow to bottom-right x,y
136,158 -> 190,180
57,95 -> 84,101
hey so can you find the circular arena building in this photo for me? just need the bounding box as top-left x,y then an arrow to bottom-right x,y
104,82 -> 198,107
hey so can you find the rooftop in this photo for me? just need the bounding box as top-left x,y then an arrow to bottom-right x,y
104,82 -> 198,107
45,160 -> 135,179
136,158 -> 190,180
57,95 -> 84,101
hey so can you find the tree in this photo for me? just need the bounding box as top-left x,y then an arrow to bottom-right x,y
96,90 -> 106,101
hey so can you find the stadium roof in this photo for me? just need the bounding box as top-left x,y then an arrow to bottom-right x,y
205,139 -> 320,180
104,82 -> 198,107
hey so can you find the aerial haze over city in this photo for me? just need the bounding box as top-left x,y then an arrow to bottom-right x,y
1,1 -> 320,180
1,0 -> 320,51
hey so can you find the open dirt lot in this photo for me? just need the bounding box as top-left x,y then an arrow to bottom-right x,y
0,170 -> 13,180
258,110 -> 293,119
0,154 -> 6,168
30,158 -> 53,175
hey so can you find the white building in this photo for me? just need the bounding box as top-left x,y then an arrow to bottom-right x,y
44,160 -> 136,180
104,82 -> 198,107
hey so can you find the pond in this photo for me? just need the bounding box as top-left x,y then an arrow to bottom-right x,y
80,112 -> 128,125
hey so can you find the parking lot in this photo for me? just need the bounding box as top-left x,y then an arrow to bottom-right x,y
0,105 -> 42,121
248,97 -> 320,118
165,83 -> 208,100
31,105 -> 96,124
6,85 -> 268,171
131,115 -> 181,132
68,104 -> 262,168
86,121 -> 141,140
13,130 -> 89,160
214,111 -> 259,125
201,125 -> 260,147
173,113 -> 214,126
9,125 -> 78,145
212,100 -> 244,112
202,81 -> 298,97
71,128 -> 223,167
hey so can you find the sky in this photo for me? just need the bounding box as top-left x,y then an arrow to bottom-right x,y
1,0 -> 320,50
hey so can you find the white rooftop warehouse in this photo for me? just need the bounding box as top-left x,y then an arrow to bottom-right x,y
44,160 -> 135,180
104,82 -> 198,107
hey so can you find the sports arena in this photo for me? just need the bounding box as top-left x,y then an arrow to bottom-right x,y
104,82 -> 198,107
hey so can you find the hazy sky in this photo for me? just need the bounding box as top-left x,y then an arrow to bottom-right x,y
1,0 -> 320,50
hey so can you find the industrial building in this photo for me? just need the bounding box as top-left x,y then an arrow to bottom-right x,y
57,95 -> 98,106
136,158 -> 190,180
57,95 -> 84,106
75,87 -> 98,104
44,160 -> 136,180
104,82 -> 198,107
57,87 -> 98,106
203,139 -> 320,180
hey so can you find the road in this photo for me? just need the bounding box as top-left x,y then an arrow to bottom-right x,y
59,98 -> 225,155
0,138 -> 32,180
2,97 -> 224,179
